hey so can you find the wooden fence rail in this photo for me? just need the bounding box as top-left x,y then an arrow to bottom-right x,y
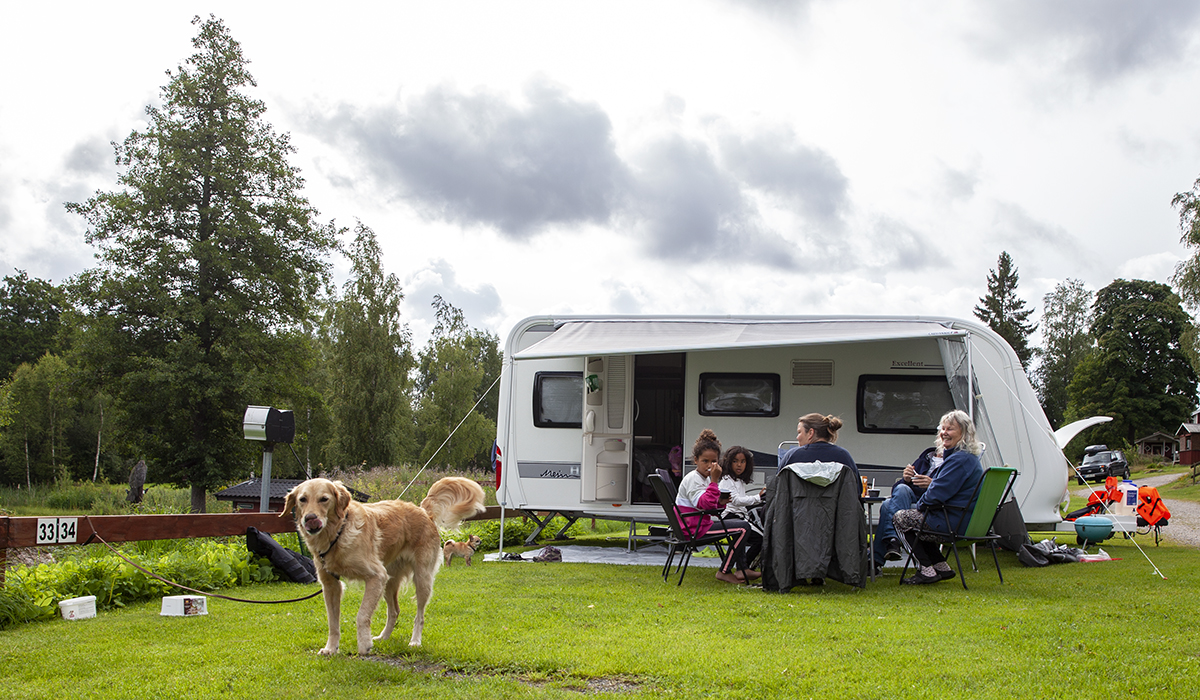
0,506 -> 501,585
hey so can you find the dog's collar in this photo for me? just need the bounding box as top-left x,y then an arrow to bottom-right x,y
317,523 -> 346,560
466,541 -> 477,552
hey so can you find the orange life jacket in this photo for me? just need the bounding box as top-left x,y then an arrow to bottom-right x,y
1085,477 -> 1120,508
1104,476 -> 1122,504
1136,486 -> 1170,527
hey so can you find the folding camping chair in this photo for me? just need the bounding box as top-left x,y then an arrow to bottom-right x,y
648,473 -> 744,585
899,466 -> 1017,590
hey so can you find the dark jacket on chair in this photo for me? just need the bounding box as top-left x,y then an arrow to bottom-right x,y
761,466 -> 868,590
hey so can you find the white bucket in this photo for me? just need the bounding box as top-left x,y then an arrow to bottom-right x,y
58,595 -> 97,620
1114,480 -> 1139,516
160,595 -> 207,616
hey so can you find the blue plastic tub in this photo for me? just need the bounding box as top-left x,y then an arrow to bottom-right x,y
1074,515 -> 1114,544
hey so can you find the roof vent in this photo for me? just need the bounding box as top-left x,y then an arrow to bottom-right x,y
792,360 -> 833,386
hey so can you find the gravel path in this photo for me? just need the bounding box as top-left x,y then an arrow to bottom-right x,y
1071,472 -> 1200,547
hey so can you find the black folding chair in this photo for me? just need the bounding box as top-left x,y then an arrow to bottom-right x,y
648,473 -> 745,585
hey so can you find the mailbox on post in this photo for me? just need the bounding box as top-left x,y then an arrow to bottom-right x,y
242,405 -> 297,513
243,406 -> 295,444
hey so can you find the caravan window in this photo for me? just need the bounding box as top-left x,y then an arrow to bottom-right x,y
857,375 -> 955,434
698,373 -> 780,417
533,372 -> 583,428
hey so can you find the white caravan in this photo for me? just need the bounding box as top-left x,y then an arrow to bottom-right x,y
494,315 -> 1069,540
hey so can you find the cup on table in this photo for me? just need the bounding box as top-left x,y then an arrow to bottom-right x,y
867,488 -> 880,498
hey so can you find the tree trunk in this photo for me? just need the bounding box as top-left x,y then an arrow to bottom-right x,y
190,483 -> 207,514
49,403 -> 56,476
93,395 -> 104,482
24,426 -> 31,489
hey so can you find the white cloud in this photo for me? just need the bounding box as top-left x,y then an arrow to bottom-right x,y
1116,252 -> 1183,285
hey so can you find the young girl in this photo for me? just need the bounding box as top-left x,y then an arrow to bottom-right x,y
719,446 -> 765,567
675,429 -> 761,584
719,446 -> 762,519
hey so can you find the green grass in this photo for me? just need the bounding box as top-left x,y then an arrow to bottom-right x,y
3,533 -> 1197,699
0,480 -> 225,516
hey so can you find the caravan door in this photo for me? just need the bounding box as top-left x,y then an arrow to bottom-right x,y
581,355 -> 633,503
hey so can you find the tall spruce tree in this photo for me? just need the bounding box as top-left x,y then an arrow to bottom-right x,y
1034,279 -> 1094,428
974,251 -> 1037,370
67,16 -> 337,511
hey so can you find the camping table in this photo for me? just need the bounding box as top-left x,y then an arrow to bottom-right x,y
861,496 -> 886,583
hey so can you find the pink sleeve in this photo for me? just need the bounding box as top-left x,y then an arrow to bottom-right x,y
696,482 -> 721,510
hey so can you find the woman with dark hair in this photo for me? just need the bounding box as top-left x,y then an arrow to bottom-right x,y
891,409 -> 985,585
674,429 -> 760,584
719,446 -> 764,566
774,413 -> 860,586
779,413 -> 860,481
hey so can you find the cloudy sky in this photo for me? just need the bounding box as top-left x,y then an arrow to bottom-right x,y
4,1 -> 1200,348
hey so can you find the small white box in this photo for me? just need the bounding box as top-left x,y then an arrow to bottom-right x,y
58,595 -> 97,620
160,595 -> 207,616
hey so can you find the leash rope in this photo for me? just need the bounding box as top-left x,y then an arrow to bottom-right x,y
83,516 -> 324,604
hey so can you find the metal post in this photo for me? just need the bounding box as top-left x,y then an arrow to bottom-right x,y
965,333 -> 974,419
259,443 -> 274,512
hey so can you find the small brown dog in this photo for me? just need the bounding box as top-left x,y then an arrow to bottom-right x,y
442,535 -> 482,566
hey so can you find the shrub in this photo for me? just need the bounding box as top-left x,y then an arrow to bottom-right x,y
0,539 -> 278,630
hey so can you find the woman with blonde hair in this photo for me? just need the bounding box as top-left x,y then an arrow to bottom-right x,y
891,409 -> 985,585
871,409 -> 982,572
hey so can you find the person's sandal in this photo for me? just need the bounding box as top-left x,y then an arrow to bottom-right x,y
901,570 -> 941,585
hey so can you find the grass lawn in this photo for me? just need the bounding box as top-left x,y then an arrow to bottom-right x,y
3,533 -> 1198,699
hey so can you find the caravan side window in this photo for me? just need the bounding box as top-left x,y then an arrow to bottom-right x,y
698,373 -> 780,417
857,375 -> 955,434
533,372 -> 583,428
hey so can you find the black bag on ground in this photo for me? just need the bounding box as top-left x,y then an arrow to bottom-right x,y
246,527 -> 317,583
991,498 -> 1032,552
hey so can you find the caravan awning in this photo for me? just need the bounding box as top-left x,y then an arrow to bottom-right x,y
513,319 -> 967,359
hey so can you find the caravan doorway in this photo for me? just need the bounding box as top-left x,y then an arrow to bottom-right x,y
632,353 -> 685,504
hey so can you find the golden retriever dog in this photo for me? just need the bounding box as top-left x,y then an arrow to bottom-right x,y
442,534 -> 482,567
281,476 -> 485,655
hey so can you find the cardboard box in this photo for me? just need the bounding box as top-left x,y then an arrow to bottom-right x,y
160,595 -> 208,616
59,595 -> 97,620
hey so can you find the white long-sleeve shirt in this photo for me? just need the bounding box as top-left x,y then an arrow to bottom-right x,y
719,475 -> 761,518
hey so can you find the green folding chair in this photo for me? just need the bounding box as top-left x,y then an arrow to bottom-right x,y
900,466 -> 1017,590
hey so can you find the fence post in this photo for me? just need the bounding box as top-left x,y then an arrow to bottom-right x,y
1,517 -> 9,587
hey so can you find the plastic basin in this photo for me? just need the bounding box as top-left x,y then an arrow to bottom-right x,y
1074,515 -> 1114,543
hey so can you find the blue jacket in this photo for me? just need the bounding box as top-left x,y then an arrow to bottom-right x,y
915,449 -> 983,535
892,446 -> 942,498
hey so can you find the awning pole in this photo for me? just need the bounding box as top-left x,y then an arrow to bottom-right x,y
966,333 -> 974,419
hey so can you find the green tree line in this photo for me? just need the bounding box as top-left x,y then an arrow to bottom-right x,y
976,251 -> 1200,456
0,17 -> 499,510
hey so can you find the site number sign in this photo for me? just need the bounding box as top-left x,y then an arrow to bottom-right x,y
36,517 -> 79,545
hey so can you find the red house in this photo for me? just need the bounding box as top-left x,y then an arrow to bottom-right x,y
1176,410 -> 1200,466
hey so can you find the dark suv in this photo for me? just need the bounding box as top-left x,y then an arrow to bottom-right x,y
1076,445 -> 1130,484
